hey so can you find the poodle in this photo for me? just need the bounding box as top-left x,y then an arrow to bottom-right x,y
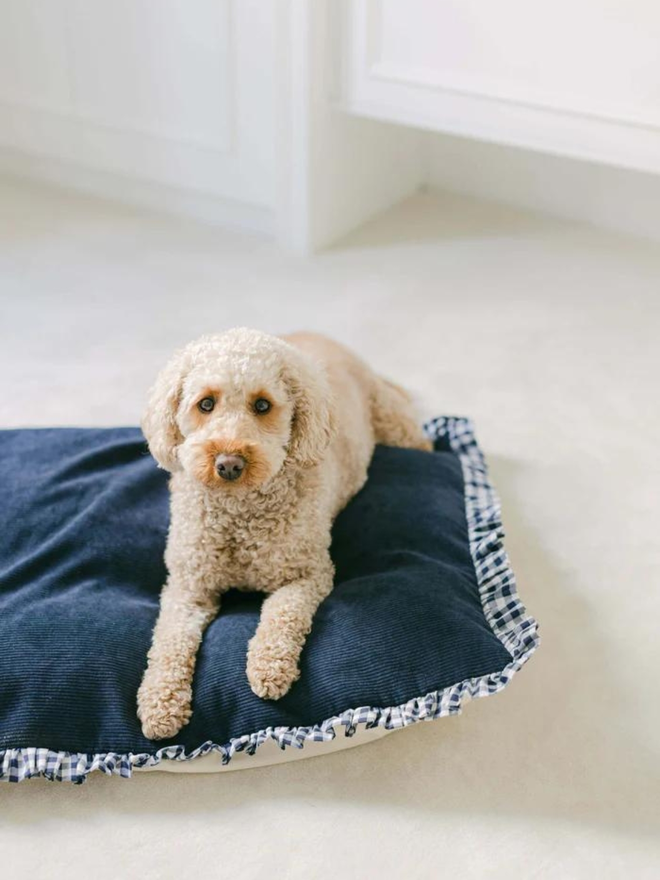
137,328 -> 431,740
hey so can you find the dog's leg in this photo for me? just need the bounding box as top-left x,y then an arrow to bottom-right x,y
137,584 -> 220,740
246,564 -> 333,700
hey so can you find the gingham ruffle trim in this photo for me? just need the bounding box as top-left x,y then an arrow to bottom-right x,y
0,416 -> 539,783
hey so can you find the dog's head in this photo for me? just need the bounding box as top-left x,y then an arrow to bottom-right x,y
142,328 -> 334,491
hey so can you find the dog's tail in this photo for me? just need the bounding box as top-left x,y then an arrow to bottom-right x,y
371,376 -> 433,452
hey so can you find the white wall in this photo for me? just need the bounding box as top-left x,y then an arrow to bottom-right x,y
340,0 -> 660,176
334,0 -> 660,241
0,0 -> 424,248
2,0 -> 659,247
0,0 -> 277,231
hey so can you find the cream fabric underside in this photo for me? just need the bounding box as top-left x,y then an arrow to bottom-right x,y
137,725 -> 395,774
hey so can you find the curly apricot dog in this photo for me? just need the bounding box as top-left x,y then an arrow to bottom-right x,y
137,328 -> 431,740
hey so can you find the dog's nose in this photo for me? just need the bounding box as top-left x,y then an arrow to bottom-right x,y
215,453 -> 246,481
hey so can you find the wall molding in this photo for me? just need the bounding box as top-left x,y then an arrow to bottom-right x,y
364,0 -> 660,132
0,146 -> 274,235
366,62 -> 660,135
0,97 -> 255,204
0,92 -> 234,154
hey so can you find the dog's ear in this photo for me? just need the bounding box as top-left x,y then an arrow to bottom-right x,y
141,347 -> 191,471
283,348 -> 335,467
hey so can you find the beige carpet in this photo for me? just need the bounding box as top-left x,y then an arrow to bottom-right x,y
1,178 -> 658,879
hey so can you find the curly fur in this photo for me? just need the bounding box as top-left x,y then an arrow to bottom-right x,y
137,328 -> 432,740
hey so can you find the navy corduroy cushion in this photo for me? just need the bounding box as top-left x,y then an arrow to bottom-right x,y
0,426 -> 515,764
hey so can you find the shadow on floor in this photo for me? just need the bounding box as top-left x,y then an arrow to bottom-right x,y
328,192 -> 570,251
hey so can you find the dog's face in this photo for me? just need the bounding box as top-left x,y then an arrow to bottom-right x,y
142,329 -> 333,491
175,366 -> 294,490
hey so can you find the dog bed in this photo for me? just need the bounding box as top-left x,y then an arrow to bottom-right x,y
0,417 -> 538,783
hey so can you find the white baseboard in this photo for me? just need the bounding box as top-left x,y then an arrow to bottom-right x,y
5,132 -> 658,247
0,147 -> 275,236
424,131 -> 660,243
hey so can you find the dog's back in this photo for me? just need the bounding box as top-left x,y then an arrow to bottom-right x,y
282,331 -> 430,516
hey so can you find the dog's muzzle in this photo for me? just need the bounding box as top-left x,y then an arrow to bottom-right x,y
215,453 -> 246,481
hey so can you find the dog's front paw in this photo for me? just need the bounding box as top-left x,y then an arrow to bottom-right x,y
137,674 -> 193,740
246,640 -> 301,700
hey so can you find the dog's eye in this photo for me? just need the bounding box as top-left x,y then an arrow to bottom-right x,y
198,397 -> 215,413
254,398 -> 271,415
